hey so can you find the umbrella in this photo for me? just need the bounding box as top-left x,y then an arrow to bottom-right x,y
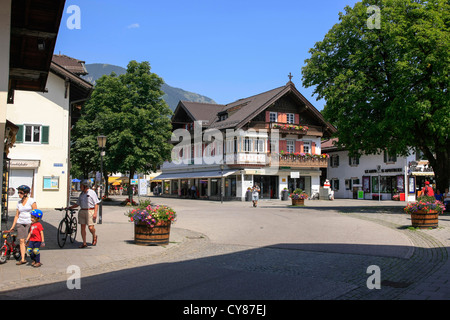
72,178 -> 81,182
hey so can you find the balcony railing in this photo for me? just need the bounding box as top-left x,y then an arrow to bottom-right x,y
272,153 -> 328,168
269,123 -> 309,135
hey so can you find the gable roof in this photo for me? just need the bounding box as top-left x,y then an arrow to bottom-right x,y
173,101 -> 225,127
8,0 -> 66,99
52,54 -> 88,75
174,81 -> 337,137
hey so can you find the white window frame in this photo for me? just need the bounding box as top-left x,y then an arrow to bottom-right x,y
255,139 -> 265,153
269,112 -> 277,123
24,124 -> 42,143
286,140 -> 295,153
244,138 -> 252,152
303,141 -> 311,153
286,113 -> 295,124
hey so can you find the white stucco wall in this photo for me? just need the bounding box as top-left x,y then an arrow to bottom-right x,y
7,72 -> 70,208
327,150 -> 415,200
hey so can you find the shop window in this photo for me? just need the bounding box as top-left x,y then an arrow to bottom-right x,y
331,179 -> 339,191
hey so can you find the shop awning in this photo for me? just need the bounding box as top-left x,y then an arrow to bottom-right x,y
411,172 -> 434,176
156,170 -> 237,180
108,176 -> 121,183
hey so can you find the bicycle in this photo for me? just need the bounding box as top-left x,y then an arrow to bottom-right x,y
0,230 -> 21,264
55,207 -> 78,248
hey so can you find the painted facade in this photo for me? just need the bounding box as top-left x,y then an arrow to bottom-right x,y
159,80 -> 336,201
322,138 -> 437,201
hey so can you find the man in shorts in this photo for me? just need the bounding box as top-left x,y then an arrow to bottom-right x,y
68,180 -> 100,248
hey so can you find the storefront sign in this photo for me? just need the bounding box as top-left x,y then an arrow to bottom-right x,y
365,168 -> 402,174
10,160 -> 40,168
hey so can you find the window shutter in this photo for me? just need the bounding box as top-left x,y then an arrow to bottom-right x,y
16,125 -> 24,143
279,140 -> 287,153
312,142 -> 316,155
41,126 -> 49,144
265,111 -> 270,122
294,114 -> 299,124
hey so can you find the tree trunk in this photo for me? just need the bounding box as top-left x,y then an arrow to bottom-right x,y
128,169 -> 135,203
422,143 -> 450,194
431,148 -> 450,194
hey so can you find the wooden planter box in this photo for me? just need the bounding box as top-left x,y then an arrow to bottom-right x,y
291,199 -> 305,206
134,221 -> 171,245
411,210 -> 439,229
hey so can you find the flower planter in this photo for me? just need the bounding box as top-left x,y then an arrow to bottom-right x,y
291,199 -> 305,206
411,210 -> 439,229
134,221 -> 171,245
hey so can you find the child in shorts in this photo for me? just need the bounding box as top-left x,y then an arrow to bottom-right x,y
26,209 -> 45,268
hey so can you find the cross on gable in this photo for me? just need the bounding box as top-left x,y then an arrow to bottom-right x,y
288,72 -> 293,81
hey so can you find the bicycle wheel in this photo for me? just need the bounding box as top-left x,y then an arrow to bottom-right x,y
0,247 -> 8,264
69,217 -> 77,243
57,219 -> 68,248
13,244 -> 21,260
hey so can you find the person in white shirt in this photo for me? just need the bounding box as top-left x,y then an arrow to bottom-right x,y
9,185 -> 37,265
68,180 -> 100,248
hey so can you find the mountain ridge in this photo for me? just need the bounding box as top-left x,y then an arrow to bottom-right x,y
82,63 -> 217,111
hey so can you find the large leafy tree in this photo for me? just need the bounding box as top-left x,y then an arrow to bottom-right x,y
71,61 -> 173,197
302,0 -> 450,191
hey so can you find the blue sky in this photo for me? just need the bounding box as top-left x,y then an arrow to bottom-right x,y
55,0 -> 360,110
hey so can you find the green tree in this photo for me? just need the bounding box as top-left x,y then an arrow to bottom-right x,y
71,61 -> 173,199
302,0 -> 450,191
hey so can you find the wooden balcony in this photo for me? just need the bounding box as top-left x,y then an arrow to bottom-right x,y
225,152 -> 329,169
271,153 -> 328,168
269,122 -> 309,136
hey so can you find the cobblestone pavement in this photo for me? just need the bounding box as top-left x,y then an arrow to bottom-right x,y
0,196 -> 449,300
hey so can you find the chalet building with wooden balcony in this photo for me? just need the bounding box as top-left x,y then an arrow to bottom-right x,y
158,78 -> 336,201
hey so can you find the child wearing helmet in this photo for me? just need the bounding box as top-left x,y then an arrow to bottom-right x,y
25,209 -> 45,268
9,185 -> 37,265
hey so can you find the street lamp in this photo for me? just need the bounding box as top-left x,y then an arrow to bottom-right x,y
97,135 -> 107,224
220,164 -> 224,204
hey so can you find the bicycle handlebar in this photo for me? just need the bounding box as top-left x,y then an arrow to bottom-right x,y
55,207 -> 77,212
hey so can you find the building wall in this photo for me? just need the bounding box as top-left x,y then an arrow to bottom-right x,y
326,150 -> 415,200
7,72 -> 70,208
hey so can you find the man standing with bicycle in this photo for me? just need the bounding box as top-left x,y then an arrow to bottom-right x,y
68,180 -> 100,248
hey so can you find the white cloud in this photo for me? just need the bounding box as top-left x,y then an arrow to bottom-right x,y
127,23 -> 140,29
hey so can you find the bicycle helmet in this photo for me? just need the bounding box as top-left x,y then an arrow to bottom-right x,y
31,209 -> 43,219
17,185 -> 31,194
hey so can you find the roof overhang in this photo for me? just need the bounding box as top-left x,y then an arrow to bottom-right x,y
8,0 -> 66,103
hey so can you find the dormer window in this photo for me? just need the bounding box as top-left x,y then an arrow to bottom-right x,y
218,112 -> 228,121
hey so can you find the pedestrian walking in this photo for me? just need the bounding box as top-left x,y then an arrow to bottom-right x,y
9,185 -> 37,265
68,179 -> 100,248
252,184 -> 260,207
25,209 -> 45,268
